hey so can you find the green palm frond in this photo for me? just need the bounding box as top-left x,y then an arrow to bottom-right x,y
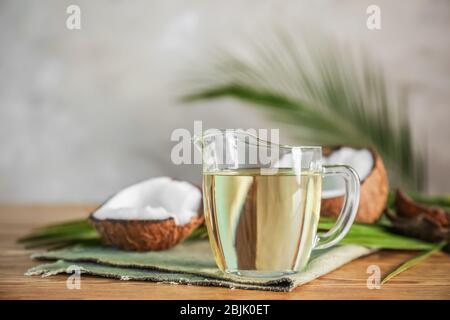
182,32 -> 425,190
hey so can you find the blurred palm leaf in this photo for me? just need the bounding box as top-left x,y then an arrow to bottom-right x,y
182,32 -> 425,190
18,219 -> 101,250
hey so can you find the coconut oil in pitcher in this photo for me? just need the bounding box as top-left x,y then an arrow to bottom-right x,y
203,168 -> 321,275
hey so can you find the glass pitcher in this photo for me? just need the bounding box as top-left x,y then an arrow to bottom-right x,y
193,129 -> 360,277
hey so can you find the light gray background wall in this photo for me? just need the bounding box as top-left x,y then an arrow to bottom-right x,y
1,0 -> 449,202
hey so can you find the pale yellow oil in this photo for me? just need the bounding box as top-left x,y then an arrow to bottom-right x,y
203,169 -> 321,275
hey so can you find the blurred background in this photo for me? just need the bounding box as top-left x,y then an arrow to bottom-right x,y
0,0 -> 449,203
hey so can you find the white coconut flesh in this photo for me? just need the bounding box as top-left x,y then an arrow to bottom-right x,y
92,177 -> 202,225
322,147 -> 374,199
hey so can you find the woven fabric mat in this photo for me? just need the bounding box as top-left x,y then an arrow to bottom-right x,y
26,240 -> 374,292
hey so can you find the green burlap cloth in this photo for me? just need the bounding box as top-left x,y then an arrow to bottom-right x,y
26,240 -> 374,292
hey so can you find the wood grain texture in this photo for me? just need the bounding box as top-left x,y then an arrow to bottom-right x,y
0,204 -> 449,300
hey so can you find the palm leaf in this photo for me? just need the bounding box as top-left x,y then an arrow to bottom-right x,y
381,242 -> 446,284
19,218 -> 209,249
182,32 -> 425,190
18,218 -> 101,249
188,217 -> 435,250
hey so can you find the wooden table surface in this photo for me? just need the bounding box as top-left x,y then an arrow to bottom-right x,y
0,204 -> 449,300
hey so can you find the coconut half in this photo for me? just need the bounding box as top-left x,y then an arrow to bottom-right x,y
321,147 -> 388,223
89,177 -> 204,251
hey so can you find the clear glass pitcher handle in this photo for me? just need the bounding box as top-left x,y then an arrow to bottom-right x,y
315,164 -> 360,250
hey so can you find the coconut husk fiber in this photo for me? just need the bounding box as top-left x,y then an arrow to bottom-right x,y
26,240 -> 374,292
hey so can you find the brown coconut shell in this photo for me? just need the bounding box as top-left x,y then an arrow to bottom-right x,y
395,190 -> 450,228
89,181 -> 204,251
320,147 -> 389,224
89,214 -> 204,251
386,190 -> 450,242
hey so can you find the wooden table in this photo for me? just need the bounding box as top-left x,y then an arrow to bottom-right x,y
0,204 -> 449,300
